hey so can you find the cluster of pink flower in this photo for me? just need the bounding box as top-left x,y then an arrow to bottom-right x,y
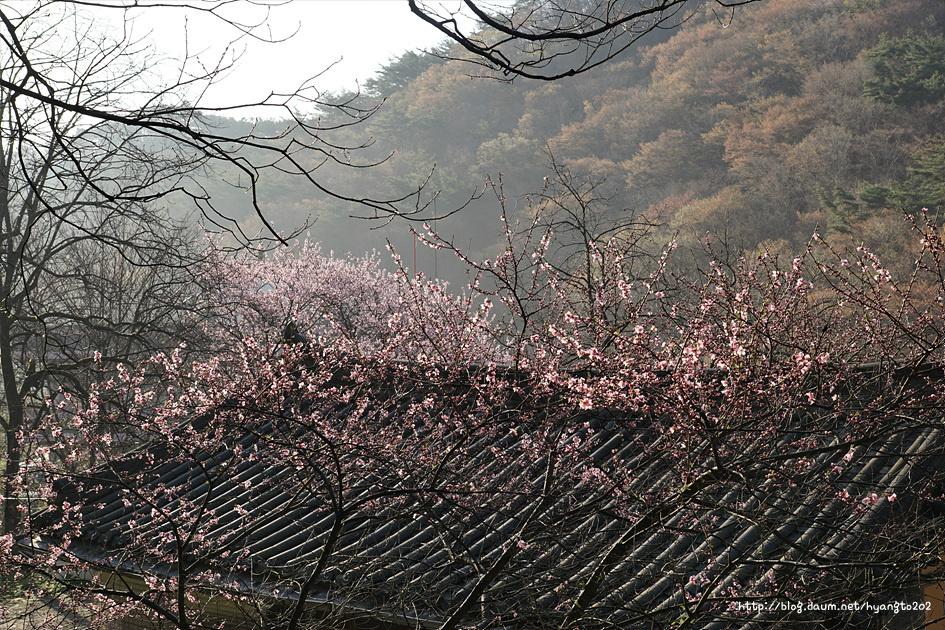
4,209 -> 945,629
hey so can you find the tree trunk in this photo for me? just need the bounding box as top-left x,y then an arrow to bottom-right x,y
1,314 -> 23,535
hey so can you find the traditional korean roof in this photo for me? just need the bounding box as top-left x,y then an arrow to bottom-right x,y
45,360 -> 945,630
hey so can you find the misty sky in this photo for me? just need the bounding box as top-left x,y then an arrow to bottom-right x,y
104,1 -> 481,119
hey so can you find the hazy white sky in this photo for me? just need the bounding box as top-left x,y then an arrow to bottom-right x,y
105,1 -> 477,118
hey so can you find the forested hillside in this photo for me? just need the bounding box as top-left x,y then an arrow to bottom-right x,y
212,0 -> 945,284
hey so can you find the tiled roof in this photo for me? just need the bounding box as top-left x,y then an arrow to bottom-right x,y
50,363 -> 945,629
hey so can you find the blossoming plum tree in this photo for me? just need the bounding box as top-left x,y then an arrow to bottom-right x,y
200,242 -> 402,355
2,210 -> 945,629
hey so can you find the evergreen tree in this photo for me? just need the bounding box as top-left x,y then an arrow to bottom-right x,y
863,33 -> 945,107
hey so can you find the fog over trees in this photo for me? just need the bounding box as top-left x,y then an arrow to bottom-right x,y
194,0 -> 945,292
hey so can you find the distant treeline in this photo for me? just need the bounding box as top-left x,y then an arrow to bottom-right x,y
194,0 -> 945,285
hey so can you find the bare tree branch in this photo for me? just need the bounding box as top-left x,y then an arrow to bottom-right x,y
408,0 -> 765,80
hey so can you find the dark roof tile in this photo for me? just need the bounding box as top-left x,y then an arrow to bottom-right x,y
46,367 -> 945,629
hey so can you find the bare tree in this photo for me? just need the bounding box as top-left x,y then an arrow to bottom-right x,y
407,0 -> 764,80
0,0 -> 462,534
0,112 -> 201,535
0,2 -> 437,239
